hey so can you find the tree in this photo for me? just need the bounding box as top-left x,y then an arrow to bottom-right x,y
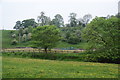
37,11 -> 51,26
83,14 -> 92,26
82,16 -> 119,53
13,21 -> 22,30
22,19 -> 37,28
51,14 -> 64,27
61,27 -> 82,44
18,28 -> 23,43
28,33 -> 32,40
28,26 -> 33,33
32,25 -> 61,53
22,34 -> 27,42
68,13 -> 77,27
11,34 -> 16,38
77,14 -> 92,27
23,28 -> 29,34
11,39 -> 18,45
77,18 -> 85,27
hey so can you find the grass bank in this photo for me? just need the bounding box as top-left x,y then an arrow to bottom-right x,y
3,52 -> 120,64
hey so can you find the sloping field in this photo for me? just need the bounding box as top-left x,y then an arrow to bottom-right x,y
2,56 -> 118,78
1,30 -> 88,49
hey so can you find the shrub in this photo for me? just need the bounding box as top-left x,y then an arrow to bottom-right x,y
11,34 -> 16,38
2,51 -> 120,64
11,39 -> 18,45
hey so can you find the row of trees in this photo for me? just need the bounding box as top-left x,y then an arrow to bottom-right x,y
12,12 -> 92,45
32,15 -> 119,53
14,11 -> 92,30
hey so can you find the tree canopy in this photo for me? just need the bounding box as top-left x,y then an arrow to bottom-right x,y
51,14 -> 64,27
82,16 -> 119,53
32,25 -> 61,53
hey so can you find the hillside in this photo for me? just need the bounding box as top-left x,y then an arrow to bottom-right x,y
2,30 -> 14,48
2,30 -> 88,49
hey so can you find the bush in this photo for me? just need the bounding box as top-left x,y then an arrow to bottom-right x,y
83,51 -> 120,64
11,39 -> 18,45
2,51 -> 120,64
11,34 -> 16,38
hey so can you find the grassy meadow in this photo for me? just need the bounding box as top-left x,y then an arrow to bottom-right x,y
2,56 -> 118,78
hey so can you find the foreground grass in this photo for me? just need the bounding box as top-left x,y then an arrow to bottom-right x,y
2,56 -> 118,78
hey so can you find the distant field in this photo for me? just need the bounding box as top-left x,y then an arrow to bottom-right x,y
2,56 -> 118,78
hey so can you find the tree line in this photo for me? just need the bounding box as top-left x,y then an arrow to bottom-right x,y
11,12 -> 119,54
13,11 -> 92,30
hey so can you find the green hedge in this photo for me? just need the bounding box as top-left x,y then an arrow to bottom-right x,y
2,52 -> 120,64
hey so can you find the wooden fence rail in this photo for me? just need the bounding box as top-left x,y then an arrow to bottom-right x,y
2,48 -> 85,54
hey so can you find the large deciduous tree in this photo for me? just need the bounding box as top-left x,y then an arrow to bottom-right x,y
37,11 -> 51,26
83,14 -> 92,25
22,19 -> 37,28
51,14 -> 64,27
68,13 -> 77,27
13,21 -> 22,30
78,14 -> 92,27
82,16 -> 119,53
32,25 -> 61,53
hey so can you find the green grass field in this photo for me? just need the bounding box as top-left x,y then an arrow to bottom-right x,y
2,56 -> 118,78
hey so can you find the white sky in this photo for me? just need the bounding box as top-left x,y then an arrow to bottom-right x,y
1,0 -> 119,30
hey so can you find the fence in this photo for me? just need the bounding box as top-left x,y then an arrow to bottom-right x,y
2,48 -> 85,54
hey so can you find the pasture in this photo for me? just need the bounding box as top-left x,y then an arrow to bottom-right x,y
2,56 -> 118,78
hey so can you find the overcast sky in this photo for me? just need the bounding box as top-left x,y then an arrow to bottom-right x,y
0,0 -> 119,30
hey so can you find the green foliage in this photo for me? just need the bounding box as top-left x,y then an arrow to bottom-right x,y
3,51 -> 120,64
82,14 -> 92,25
51,14 -> 64,27
32,25 -> 61,52
22,28 -> 29,34
27,33 -> 32,40
28,26 -> 33,33
37,11 -> 51,26
11,34 -> 16,38
61,27 -> 82,44
2,30 -> 87,49
82,17 -> 119,52
81,17 -> 120,63
11,39 -> 18,45
22,34 -> 27,42
22,19 -> 37,28
13,21 -> 22,30
68,13 -> 77,27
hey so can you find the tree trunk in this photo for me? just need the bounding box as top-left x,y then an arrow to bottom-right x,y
44,47 -> 47,53
19,33 -> 21,43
